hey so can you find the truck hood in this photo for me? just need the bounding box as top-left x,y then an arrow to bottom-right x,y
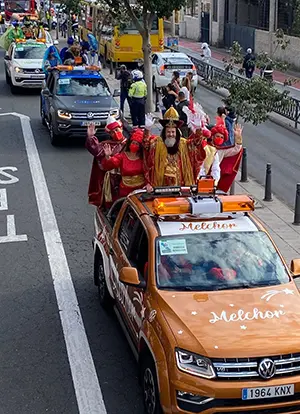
54,95 -> 118,112
158,283 -> 300,358
14,59 -> 43,69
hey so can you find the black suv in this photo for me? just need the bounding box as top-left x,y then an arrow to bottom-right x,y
40,67 -> 121,145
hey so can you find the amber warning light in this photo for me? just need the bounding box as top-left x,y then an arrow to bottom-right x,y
153,195 -> 254,216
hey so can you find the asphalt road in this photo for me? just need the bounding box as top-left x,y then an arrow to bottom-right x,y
0,44 -> 299,413
0,51 -> 143,413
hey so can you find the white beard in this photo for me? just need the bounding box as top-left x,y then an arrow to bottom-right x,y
164,138 -> 176,148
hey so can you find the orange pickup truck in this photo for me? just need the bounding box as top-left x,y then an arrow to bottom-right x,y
92,179 -> 300,414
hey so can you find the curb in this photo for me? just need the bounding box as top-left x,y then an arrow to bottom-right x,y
198,80 -> 300,136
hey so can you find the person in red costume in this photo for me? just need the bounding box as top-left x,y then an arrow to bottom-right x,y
85,115 -> 126,208
101,129 -> 145,197
212,123 -> 243,193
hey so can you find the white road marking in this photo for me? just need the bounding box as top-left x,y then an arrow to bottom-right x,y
0,214 -> 28,243
0,166 -> 19,184
0,188 -> 8,210
0,113 -> 107,413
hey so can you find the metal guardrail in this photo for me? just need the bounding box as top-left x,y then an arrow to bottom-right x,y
189,56 -> 300,129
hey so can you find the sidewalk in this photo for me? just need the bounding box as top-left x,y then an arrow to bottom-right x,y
178,38 -> 300,100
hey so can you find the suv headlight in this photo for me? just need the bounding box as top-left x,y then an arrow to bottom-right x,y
57,110 -> 72,120
175,349 -> 216,379
14,66 -> 23,73
110,109 -> 120,118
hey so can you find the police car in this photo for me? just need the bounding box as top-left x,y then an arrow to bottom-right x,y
40,65 -> 121,145
4,38 -> 47,93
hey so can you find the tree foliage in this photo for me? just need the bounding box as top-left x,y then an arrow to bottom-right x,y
209,32 -> 293,125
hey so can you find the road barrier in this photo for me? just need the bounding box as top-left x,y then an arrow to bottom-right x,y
188,57 -> 300,130
264,163 -> 273,202
293,184 -> 300,225
240,147 -> 248,183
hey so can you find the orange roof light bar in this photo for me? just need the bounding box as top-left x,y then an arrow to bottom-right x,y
219,195 -> 255,212
153,198 -> 190,215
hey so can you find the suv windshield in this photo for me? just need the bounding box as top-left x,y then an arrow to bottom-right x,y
6,0 -> 29,12
56,77 -> 111,97
156,231 -> 290,291
14,44 -> 46,59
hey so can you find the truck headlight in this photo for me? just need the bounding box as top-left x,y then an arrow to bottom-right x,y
110,109 -> 119,118
57,110 -> 72,120
14,66 -> 23,73
175,349 -> 216,379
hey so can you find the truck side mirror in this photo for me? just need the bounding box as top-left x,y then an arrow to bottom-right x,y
113,89 -> 120,97
119,267 -> 146,288
291,259 -> 300,276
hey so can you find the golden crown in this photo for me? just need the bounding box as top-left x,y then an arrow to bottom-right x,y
163,106 -> 180,121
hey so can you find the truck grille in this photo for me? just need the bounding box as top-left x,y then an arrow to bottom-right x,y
212,353 -> 300,380
71,112 -> 109,120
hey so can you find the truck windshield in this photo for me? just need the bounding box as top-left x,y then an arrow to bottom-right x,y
56,77 -> 111,97
14,44 -> 46,59
5,0 -> 29,12
156,232 -> 290,291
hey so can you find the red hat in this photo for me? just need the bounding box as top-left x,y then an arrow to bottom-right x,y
211,124 -> 229,141
105,115 -> 122,132
130,128 -> 144,144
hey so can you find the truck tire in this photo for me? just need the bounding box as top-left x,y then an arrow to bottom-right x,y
49,118 -> 60,146
10,84 -> 19,94
40,98 -> 46,126
5,70 -> 10,85
95,252 -> 112,309
140,355 -> 162,414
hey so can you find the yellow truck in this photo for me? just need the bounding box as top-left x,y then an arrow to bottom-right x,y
80,3 -> 164,66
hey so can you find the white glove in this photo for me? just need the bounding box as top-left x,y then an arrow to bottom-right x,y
145,113 -> 155,130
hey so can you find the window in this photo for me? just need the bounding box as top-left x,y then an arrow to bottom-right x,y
152,54 -> 158,64
56,77 -> 111,97
213,0 -> 218,22
107,199 -> 125,228
118,206 -> 149,281
13,44 -> 47,59
156,231 -> 290,291
118,206 -> 139,253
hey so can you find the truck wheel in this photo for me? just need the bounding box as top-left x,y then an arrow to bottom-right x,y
10,84 -> 19,94
95,253 -> 112,309
141,355 -> 162,414
40,99 -> 46,126
5,70 -> 10,85
49,119 -> 60,146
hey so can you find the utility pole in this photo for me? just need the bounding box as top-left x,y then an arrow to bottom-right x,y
171,10 -> 175,36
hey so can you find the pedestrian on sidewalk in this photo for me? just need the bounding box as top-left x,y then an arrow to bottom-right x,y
171,71 -> 181,93
117,65 -> 131,113
128,70 -> 147,128
162,84 -> 178,115
243,48 -> 256,79
176,91 -> 189,138
201,42 -> 211,64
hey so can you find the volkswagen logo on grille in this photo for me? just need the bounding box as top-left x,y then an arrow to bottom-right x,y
87,112 -> 94,119
35,69 -> 40,73
258,358 -> 276,379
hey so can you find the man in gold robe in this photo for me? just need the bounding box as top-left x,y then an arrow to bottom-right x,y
143,107 -> 206,188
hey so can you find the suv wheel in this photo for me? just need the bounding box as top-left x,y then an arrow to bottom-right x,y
40,99 -> 46,126
141,356 -> 162,414
10,84 -> 19,94
5,70 -> 11,85
49,118 -> 60,146
96,254 -> 112,308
